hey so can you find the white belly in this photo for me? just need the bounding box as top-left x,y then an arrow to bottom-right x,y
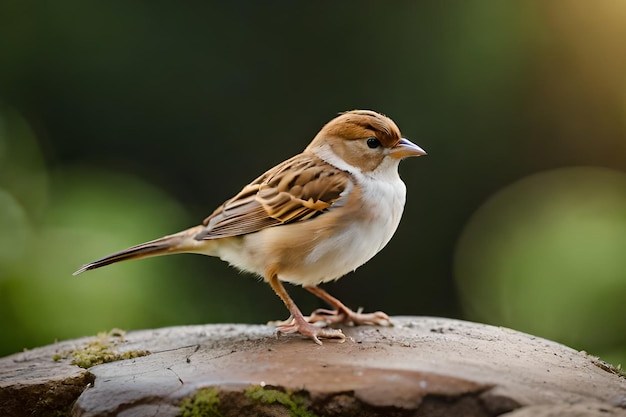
296,210 -> 403,285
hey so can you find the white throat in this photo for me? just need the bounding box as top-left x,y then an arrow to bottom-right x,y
309,142 -> 408,266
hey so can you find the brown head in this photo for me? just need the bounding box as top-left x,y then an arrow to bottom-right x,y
306,110 -> 426,172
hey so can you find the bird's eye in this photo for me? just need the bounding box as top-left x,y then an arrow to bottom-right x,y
366,137 -> 381,149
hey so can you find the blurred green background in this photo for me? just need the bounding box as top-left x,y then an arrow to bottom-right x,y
1,2 -> 625,366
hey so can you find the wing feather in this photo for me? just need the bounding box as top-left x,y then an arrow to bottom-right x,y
195,154 -> 352,240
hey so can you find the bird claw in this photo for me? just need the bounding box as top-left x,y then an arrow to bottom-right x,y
308,307 -> 392,327
276,317 -> 346,345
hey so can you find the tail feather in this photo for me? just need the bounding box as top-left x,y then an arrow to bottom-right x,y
73,225 -> 206,276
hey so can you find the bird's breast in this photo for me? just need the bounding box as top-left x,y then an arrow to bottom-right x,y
282,173 -> 406,285
212,173 -> 407,287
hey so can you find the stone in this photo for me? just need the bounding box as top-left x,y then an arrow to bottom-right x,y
0,317 -> 624,416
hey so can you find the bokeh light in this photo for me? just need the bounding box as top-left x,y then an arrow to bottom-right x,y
0,109 -> 255,354
455,167 -> 626,365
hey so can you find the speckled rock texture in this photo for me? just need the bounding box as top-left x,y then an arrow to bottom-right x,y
1,317 -> 624,416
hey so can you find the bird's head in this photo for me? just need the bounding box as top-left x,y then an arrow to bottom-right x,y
306,110 -> 426,173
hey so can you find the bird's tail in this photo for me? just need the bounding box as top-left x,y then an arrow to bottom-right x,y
73,225 -> 207,275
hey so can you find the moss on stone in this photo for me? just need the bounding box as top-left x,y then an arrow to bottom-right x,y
179,387 -> 224,417
245,385 -> 319,417
53,328 -> 150,369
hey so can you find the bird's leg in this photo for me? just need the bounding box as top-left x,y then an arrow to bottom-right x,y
305,286 -> 391,326
267,271 -> 345,345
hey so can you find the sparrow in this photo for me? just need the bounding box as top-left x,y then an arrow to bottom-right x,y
74,110 -> 426,344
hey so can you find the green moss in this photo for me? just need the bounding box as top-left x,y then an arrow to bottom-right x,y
35,398 -> 68,417
245,385 -> 319,417
53,328 -> 150,369
70,342 -> 150,368
179,387 -> 223,417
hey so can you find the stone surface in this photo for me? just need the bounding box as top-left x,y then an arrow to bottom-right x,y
0,317 -> 625,416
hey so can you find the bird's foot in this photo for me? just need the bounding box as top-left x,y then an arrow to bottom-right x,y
307,307 -> 391,327
276,316 -> 346,345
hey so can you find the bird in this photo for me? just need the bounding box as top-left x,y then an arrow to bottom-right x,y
73,110 -> 426,344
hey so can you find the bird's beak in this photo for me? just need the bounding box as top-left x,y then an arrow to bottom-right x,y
390,138 -> 427,159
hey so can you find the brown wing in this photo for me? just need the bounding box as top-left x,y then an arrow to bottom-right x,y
195,153 -> 352,240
